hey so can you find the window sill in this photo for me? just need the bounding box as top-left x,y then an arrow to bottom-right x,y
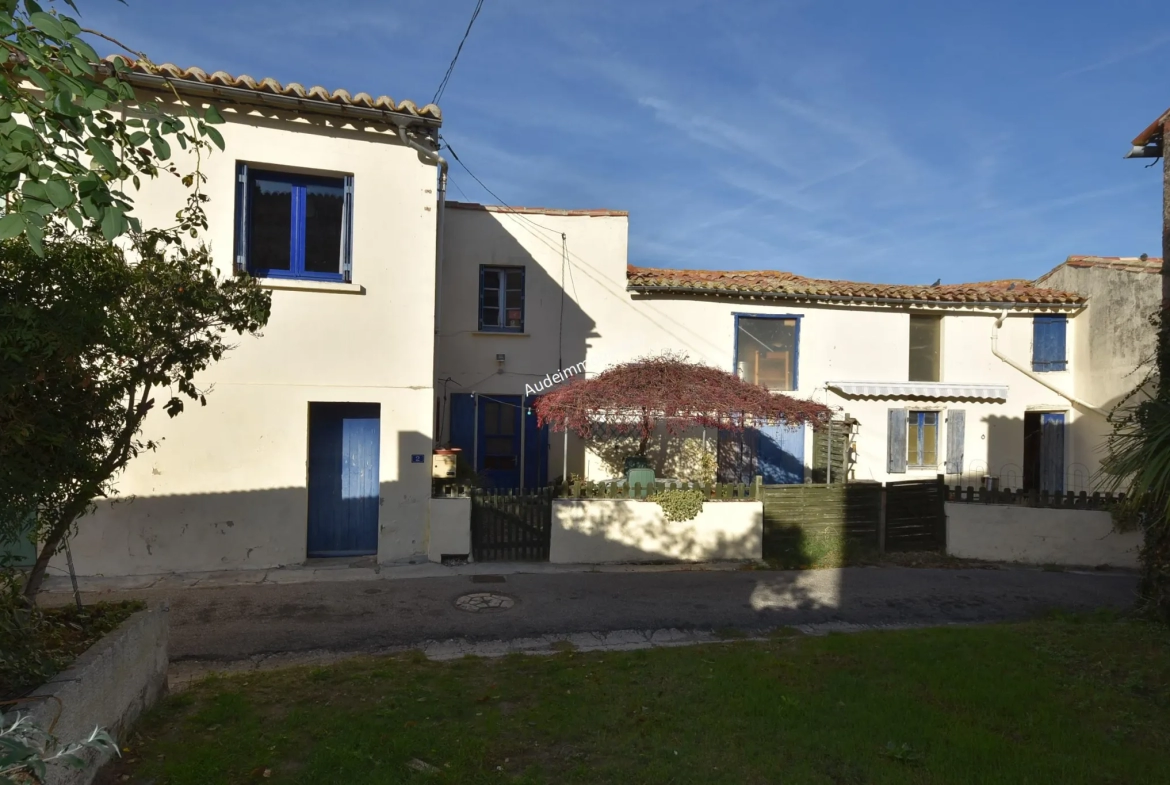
255,278 -> 365,295
472,331 -> 529,337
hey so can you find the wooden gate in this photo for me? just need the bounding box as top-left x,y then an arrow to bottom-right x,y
471,488 -> 553,562
885,477 -> 947,551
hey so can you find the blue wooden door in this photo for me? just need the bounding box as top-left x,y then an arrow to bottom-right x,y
1040,412 -> 1065,494
307,403 -> 380,557
479,396 -> 522,489
757,422 -> 805,484
718,422 -> 804,484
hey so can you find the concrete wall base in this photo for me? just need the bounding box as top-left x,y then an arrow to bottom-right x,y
25,607 -> 169,785
551,499 -> 763,564
945,502 -> 1141,568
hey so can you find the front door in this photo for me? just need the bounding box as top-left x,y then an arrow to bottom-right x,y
479,396 -> 521,489
1023,411 -> 1065,493
449,394 -> 548,490
307,403 -> 380,557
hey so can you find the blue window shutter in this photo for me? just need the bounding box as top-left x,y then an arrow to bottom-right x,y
945,409 -> 965,474
1032,316 -> 1068,372
341,175 -> 354,283
478,266 -> 485,331
234,162 -> 248,274
1051,316 -> 1067,371
887,408 -> 908,474
519,268 -> 526,331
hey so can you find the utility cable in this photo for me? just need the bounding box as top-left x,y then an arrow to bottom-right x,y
432,0 -> 485,105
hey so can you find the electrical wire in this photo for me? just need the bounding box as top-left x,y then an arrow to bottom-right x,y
432,0 -> 485,105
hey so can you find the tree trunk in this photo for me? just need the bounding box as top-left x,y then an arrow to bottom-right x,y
1162,120 -> 1170,396
22,494 -> 91,601
638,408 -> 651,455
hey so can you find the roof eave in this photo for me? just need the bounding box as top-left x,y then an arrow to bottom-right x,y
122,71 -> 443,130
626,284 -> 1085,310
1130,109 -> 1169,148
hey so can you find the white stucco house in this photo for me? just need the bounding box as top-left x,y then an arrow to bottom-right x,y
437,202 -> 1117,497
53,59 -> 1149,579
61,60 -> 446,576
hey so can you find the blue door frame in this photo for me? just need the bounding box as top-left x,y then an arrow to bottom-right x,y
449,393 -> 548,490
306,403 -> 380,557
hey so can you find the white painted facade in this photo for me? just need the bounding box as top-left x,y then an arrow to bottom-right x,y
438,204 -> 1098,491
63,90 -> 442,576
946,503 -> 1140,568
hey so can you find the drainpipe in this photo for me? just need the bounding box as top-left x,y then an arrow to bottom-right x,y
397,123 -> 449,438
991,309 -> 1108,417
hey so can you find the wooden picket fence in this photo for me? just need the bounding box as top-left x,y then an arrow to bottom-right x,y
945,485 -> 1124,511
560,479 -> 758,500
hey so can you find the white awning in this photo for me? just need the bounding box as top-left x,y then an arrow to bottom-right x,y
827,382 -> 1009,401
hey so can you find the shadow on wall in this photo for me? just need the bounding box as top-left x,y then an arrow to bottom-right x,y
59,429 -> 434,577
585,426 -> 717,481
549,496 -> 837,612
981,409 -> 1119,493
438,207 -> 597,486
551,498 -> 761,563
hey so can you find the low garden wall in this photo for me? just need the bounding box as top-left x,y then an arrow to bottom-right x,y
945,502 -> 1141,568
25,607 -> 169,785
428,497 -> 471,562
550,499 -> 763,564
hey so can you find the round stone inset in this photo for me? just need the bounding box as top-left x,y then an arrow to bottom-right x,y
454,592 -> 515,613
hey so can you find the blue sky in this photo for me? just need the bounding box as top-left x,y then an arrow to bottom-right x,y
82,0 -> 1167,284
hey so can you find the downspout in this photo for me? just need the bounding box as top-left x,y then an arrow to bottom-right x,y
397,123 -> 449,437
991,309 -> 1108,417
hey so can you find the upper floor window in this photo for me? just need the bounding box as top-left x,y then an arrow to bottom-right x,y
479,266 -> 524,332
1032,315 -> 1067,372
736,315 -> 798,391
908,314 -> 941,382
235,163 -> 353,282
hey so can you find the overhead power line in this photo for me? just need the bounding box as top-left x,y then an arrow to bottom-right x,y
432,0 -> 485,105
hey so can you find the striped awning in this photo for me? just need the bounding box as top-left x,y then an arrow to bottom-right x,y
827,382 -> 1009,401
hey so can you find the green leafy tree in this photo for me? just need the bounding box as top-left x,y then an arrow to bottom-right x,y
0,1 -> 271,599
0,0 -> 224,251
1,233 -> 271,599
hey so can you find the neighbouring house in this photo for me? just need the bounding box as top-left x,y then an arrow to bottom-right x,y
1035,254 -> 1162,475
59,60 -> 445,577
437,201 -> 1105,496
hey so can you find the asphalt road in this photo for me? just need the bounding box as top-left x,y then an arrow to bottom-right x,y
87,566 -> 1139,662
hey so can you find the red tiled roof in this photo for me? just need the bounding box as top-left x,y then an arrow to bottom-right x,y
1132,107 -> 1169,147
104,55 -> 440,123
447,201 -> 628,217
1035,255 -> 1163,285
1060,255 -> 1162,274
626,265 -> 1084,306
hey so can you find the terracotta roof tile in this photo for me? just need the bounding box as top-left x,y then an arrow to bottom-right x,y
104,55 -> 440,122
1060,254 -> 1162,274
626,265 -> 1085,306
1132,107 -> 1169,147
447,201 -> 628,217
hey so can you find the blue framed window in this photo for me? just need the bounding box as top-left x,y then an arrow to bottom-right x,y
907,410 -> 939,468
734,314 -> 800,390
234,163 -> 353,282
1032,315 -> 1067,372
479,266 -> 525,332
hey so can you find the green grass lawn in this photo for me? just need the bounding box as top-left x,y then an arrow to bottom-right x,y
103,616 -> 1170,785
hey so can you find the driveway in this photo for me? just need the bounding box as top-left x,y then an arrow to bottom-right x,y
84,565 -> 1139,662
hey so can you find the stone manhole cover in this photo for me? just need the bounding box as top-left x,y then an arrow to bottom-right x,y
454,592 -> 515,613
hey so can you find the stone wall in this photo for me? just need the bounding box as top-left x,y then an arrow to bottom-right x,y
26,607 -> 169,785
